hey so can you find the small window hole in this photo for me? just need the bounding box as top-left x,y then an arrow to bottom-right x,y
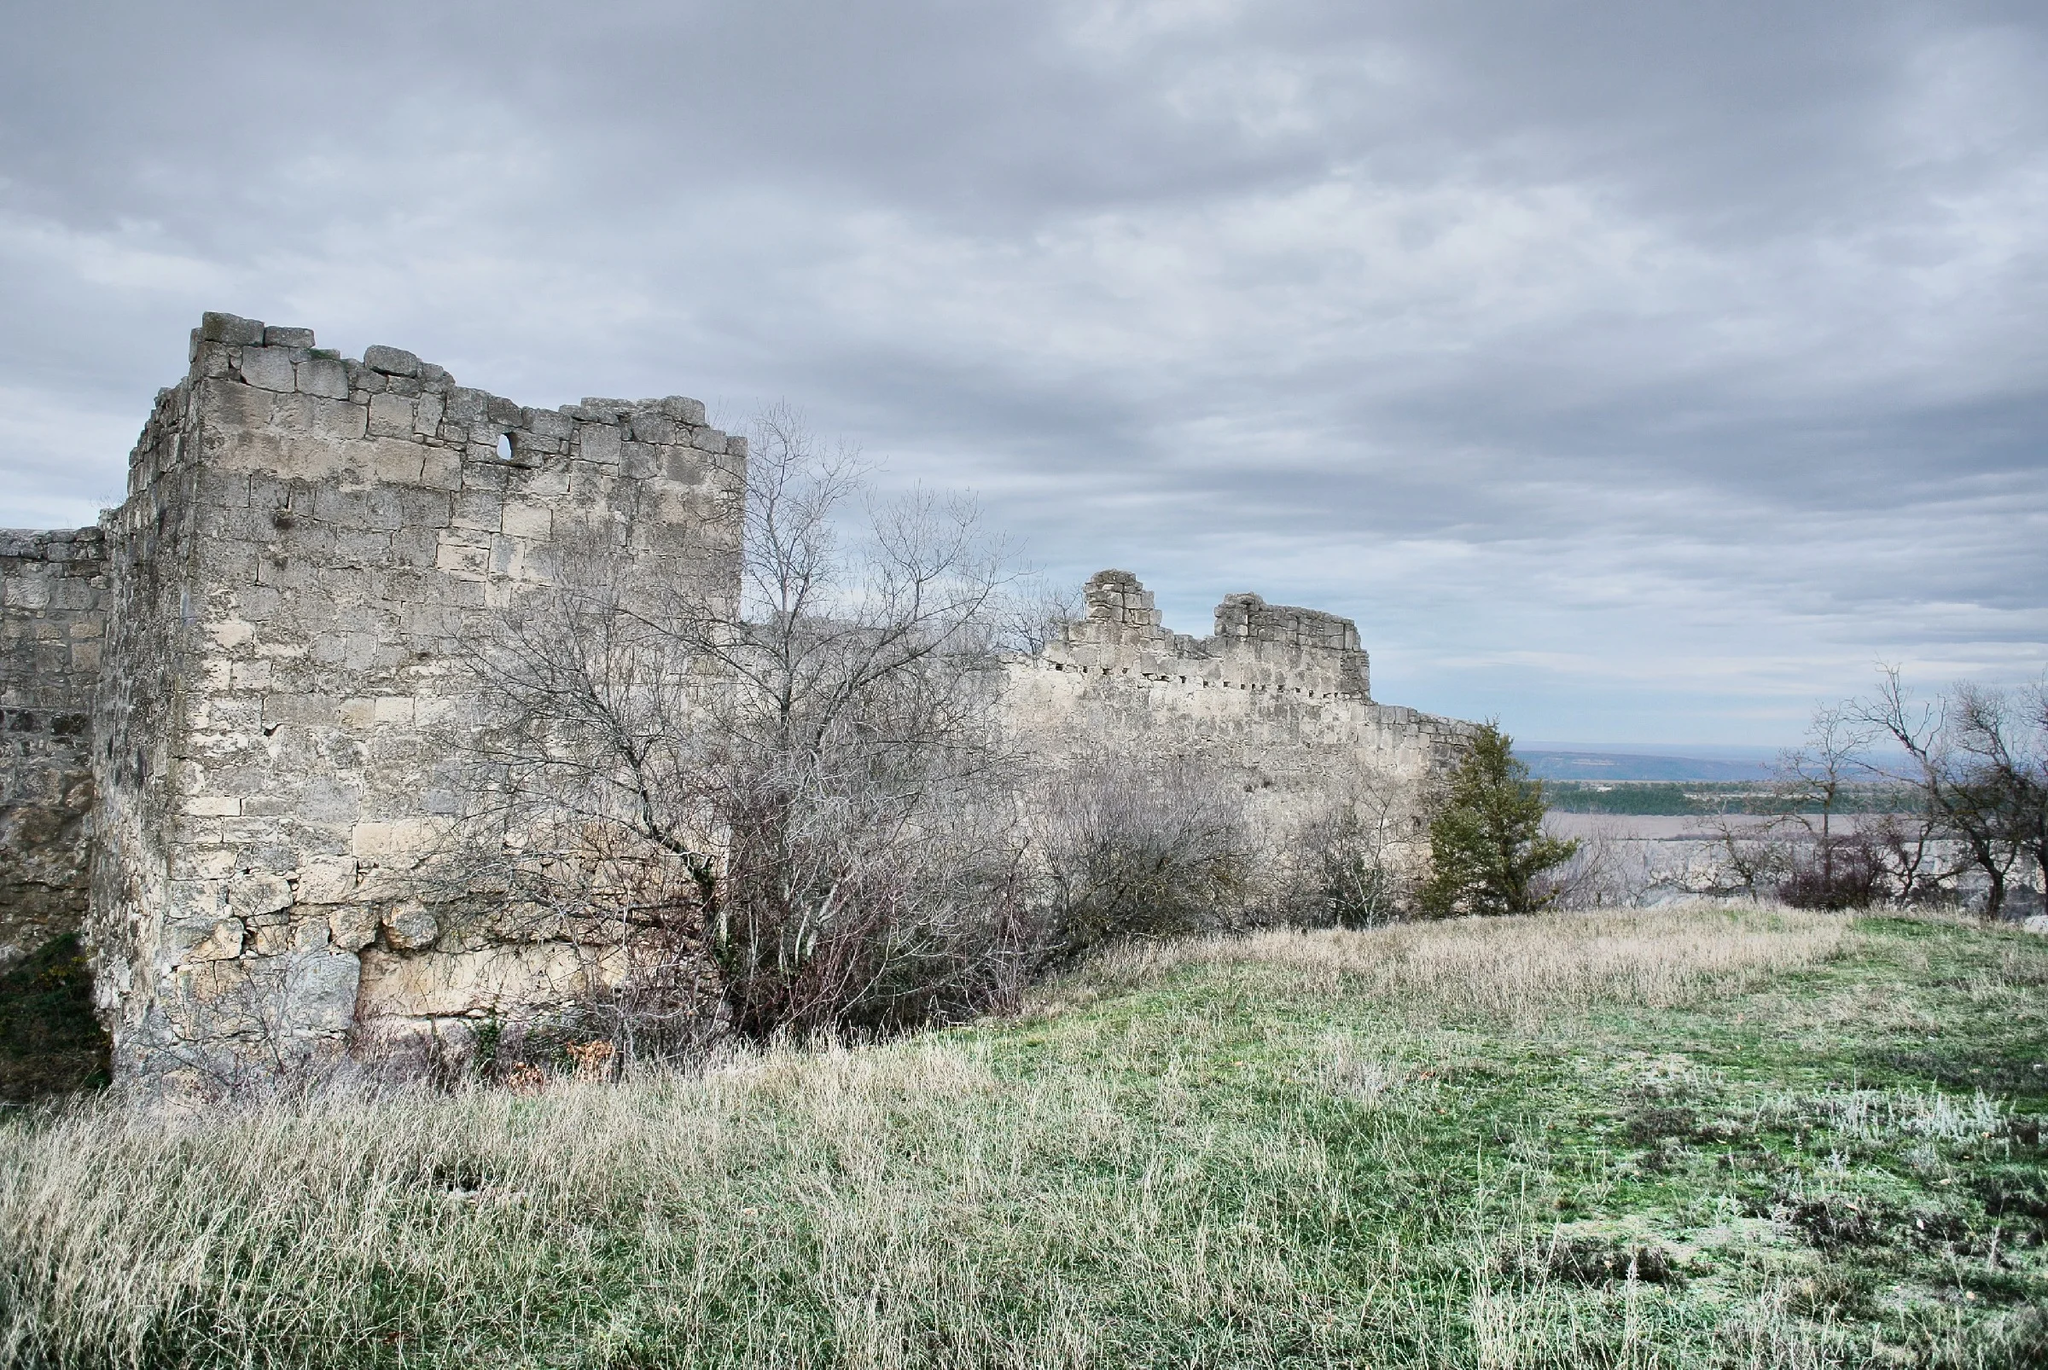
497,433 -> 515,462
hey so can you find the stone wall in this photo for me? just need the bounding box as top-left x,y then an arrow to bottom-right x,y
0,528 -> 107,968
1,314 -> 1478,1090
86,313 -> 745,1088
1002,569 -> 1471,854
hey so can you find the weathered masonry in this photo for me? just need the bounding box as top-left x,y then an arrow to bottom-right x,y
1002,570 -> 1469,840
0,312 -> 1470,1089
3,312 -> 746,1088
0,529 -> 107,968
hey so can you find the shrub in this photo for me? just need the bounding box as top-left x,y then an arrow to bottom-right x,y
1778,833 -> 1886,910
1288,783 -> 1409,927
1036,752 -> 1251,960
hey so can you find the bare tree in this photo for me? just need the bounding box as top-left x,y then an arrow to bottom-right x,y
1693,810 -> 1795,903
1538,816 -> 1656,909
441,408 -> 1037,1050
1771,703 -> 1883,909
1857,668 -> 2047,919
993,574 -> 1083,655
1865,806 -> 1950,907
1949,679 -> 2048,908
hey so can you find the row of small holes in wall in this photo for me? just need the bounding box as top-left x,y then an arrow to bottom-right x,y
1049,660 -> 1336,698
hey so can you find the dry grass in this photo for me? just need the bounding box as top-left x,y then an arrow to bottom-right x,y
0,1037 -> 1341,1369
1042,901 -> 1848,1028
0,903 -> 2037,1369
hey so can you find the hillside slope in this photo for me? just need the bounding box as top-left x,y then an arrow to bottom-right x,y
1,906 -> 2043,1368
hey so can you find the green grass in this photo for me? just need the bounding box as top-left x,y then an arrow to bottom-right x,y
1,905 -> 2043,1368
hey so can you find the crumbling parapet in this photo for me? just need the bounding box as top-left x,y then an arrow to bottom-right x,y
1059,568 -> 1372,699
1004,569 -> 1470,862
87,312 -> 746,1089
1,312 -> 1477,1092
0,528 -> 108,968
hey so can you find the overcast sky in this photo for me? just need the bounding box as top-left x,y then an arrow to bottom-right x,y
2,1 -> 2042,745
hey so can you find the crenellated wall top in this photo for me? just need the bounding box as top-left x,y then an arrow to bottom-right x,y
1040,569 -> 1374,700
125,312 -> 747,502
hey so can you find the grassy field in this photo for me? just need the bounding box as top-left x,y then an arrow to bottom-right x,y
1,904 -> 2043,1368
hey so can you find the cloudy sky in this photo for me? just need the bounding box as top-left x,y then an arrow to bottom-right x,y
3,1 -> 2042,745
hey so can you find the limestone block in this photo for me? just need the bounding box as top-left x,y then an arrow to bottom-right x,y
500,502 -> 551,539
327,903 -> 378,952
688,426 -> 728,453
457,453 -> 514,492
171,847 -> 238,881
356,941 -> 623,1020
297,357 -> 348,399
351,818 -> 441,859
246,920 -> 293,956
576,424 -> 622,466
164,917 -> 244,964
629,412 -> 677,445
279,949 -> 362,1034
240,346 -> 297,392
230,873 -> 295,918
661,448 -> 710,484
381,528 -> 435,569
264,326 -> 316,349
451,490 -> 505,531
419,449 -> 462,491
208,617 -> 257,650
367,393 -> 416,439
433,534 -> 490,580
526,409 -> 573,440
3,577 -> 49,610
414,393 -> 445,436
298,778 -> 361,824
283,395 -> 365,447
366,439 -> 426,486
490,534 -> 553,581
621,444 -> 660,480
443,387 -> 489,424
383,903 -> 440,950
364,345 -> 421,377
519,460 -> 572,501
200,312 -> 266,345
659,396 -> 708,425
187,795 -> 243,817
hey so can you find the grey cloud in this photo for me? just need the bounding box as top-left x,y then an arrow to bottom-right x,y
1,0 -> 2043,741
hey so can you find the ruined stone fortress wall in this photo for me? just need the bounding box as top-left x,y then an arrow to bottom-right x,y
0,313 -> 1474,1088
84,313 -> 745,1085
0,529 -> 108,968
1003,570 -> 1472,849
